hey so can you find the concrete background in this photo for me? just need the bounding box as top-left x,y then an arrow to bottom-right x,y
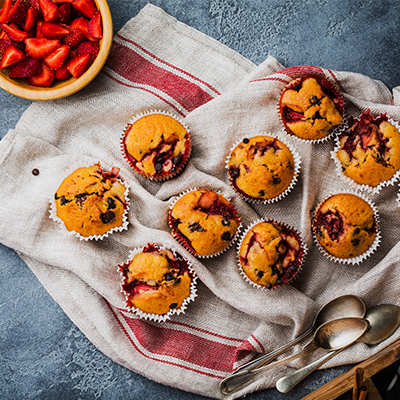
2,1 -> 400,399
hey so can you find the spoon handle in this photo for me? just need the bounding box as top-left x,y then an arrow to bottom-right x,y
276,347 -> 346,393
219,341 -> 318,395
233,326 -> 314,374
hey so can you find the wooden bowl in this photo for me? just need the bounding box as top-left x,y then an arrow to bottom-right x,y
0,0 -> 113,101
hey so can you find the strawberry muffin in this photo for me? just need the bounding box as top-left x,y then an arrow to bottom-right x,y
54,163 -> 128,238
312,193 -> 378,260
238,220 -> 305,289
335,111 -> 400,188
279,74 -> 344,141
122,112 -> 191,181
168,189 -> 241,257
227,135 -> 298,202
119,244 -> 196,318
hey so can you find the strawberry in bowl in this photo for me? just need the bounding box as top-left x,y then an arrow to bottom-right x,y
0,0 -> 112,100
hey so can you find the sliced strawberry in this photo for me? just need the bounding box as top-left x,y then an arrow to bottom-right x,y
7,0 -> 31,27
29,0 -> 41,12
53,0 -> 74,2
39,0 -> 60,22
72,0 -> 96,19
25,37 -> 60,58
63,25 -> 84,47
9,57 -> 41,77
75,40 -> 97,62
28,61 -> 54,86
0,29 -> 10,39
24,7 -> 40,31
0,23 -> 28,41
0,45 -> 26,68
87,9 -> 101,39
54,60 -> 71,80
0,0 -> 12,24
58,2 -> 72,24
41,21 -> 70,38
66,52 -> 90,78
35,20 -> 44,37
70,16 -> 97,42
0,38 -> 12,61
43,42 -> 69,69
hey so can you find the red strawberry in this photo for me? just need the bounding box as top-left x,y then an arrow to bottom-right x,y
66,52 -> 90,78
63,26 -> 85,47
39,0 -> 60,22
58,3 -> 72,24
75,40 -> 97,62
0,38 -> 13,61
25,37 -> 61,58
54,60 -> 71,80
70,16 -> 97,42
0,45 -> 26,68
53,0 -> 74,2
7,0 -> 31,27
87,9 -> 101,39
0,23 -> 28,41
0,30 -> 9,39
9,57 -> 41,77
29,0 -> 41,12
43,43 -> 69,69
0,0 -> 12,24
72,0 -> 96,19
28,61 -> 54,86
41,21 -> 71,38
24,7 -> 40,31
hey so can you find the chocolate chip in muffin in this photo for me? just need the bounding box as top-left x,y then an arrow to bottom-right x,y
107,197 -> 116,209
169,303 -> 178,309
100,210 -> 115,224
221,232 -> 232,241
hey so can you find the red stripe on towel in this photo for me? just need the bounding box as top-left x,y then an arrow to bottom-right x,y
105,41 -> 215,113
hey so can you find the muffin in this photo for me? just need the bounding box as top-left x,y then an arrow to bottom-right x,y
119,244 -> 197,319
227,135 -> 299,202
238,220 -> 305,289
168,189 -> 241,257
121,112 -> 191,181
53,163 -> 129,238
279,74 -> 344,141
312,193 -> 379,261
335,110 -> 400,189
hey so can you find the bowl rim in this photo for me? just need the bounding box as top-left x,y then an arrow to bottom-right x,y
0,0 -> 113,101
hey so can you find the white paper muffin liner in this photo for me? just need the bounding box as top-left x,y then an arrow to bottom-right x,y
277,71 -> 346,144
118,244 -> 198,322
49,161 -> 130,241
121,109 -> 192,182
225,133 -> 301,204
168,187 -> 242,258
331,115 -> 400,195
236,218 -> 307,290
311,191 -> 381,265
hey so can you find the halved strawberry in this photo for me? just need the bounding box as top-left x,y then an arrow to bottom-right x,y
43,43 -> 69,69
7,0 -> 31,27
24,7 -> 40,31
66,52 -> 90,78
28,61 -> 54,86
54,60 -> 71,80
25,37 -> 61,58
41,21 -> 71,38
75,40 -> 97,62
0,45 -> 26,68
0,0 -> 12,24
58,2 -> 72,24
0,30 -> 9,39
35,20 -> 44,37
0,23 -> 28,41
87,9 -> 101,39
39,0 -> 60,22
63,26 -> 85,47
70,16 -> 97,42
72,0 -> 96,19
9,57 -> 41,77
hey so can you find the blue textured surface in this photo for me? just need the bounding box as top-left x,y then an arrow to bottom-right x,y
1,1 -> 400,399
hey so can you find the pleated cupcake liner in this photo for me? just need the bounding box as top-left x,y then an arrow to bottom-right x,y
311,191 -> 381,265
121,109 -> 192,182
225,133 -> 301,204
118,244 -> 198,322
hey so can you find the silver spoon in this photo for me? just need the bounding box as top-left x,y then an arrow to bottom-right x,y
233,294 -> 365,375
219,316 -> 369,395
276,303 -> 400,393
